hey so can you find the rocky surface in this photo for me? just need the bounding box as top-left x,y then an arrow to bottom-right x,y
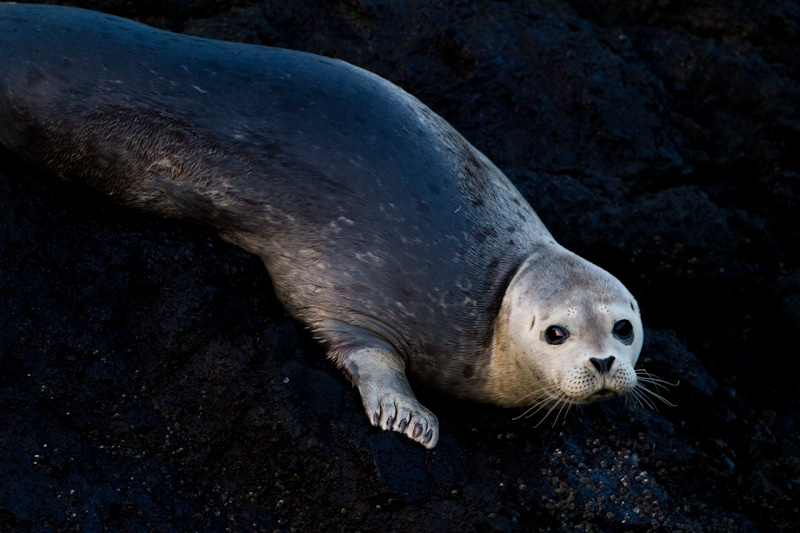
1,0 -> 798,531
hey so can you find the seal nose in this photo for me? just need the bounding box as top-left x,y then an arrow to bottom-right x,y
590,356 -> 615,374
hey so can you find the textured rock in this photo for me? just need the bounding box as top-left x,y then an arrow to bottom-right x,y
1,0 -> 798,531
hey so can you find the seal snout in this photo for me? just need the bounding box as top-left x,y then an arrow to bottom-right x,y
589,355 -> 615,374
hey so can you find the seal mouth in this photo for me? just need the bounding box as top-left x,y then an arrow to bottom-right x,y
587,389 -> 618,402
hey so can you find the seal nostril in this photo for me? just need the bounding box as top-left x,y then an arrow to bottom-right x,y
590,356 -> 615,374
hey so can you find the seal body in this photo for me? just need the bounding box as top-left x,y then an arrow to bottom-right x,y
0,4 -> 644,448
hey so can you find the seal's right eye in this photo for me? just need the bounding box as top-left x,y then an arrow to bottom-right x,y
544,325 -> 569,345
612,319 -> 633,341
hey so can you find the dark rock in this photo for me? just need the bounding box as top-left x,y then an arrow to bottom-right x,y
2,0 -> 799,531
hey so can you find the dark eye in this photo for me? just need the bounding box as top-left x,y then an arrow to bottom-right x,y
613,320 -> 633,341
544,325 -> 569,345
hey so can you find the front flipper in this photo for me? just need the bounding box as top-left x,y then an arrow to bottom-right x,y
338,347 -> 439,449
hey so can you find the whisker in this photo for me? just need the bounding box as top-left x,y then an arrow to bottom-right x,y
636,382 -> 676,408
534,398 -> 566,428
627,387 -> 657,410
512,400 -> 546,421
513,378 -> 554,404
512,385 -> 570,428
538,390 -> 576,428
636,368 -> 680,389
515,402 -> 548,423
629,368 -> 678,410
624,389 -> 640,409
511,386 -> 558,420
551,395 -> 572,427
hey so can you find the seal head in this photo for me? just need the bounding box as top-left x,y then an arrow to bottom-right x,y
490,245 -> 643,413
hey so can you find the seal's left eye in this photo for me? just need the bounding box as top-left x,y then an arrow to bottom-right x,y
613,320 -> 633,341
544,325 -> 568,345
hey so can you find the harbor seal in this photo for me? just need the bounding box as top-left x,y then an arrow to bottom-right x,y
0,4 -> 645,448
